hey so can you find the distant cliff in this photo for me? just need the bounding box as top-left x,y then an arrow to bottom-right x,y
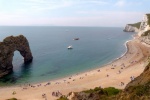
0,35 -> 33,78
123,22 -> 141,32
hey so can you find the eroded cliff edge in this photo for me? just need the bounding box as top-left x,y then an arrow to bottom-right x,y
123,22 -> 141,32
0,35 -> 33,78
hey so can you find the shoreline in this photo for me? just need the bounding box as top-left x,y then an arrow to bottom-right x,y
0,34 -> 150,100
0,38 -> 131,88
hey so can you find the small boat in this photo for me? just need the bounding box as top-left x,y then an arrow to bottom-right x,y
67,45 -> 73,49
73,38 -> 79,40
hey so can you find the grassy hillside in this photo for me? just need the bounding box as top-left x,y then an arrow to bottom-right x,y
58,87 -> 121,100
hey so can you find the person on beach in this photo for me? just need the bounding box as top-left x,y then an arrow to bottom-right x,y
117,70 -> 121,74
120,82 -> 124,86
12,91 -> 16,95
130,76 -> 135,81
106,74 -> 109,77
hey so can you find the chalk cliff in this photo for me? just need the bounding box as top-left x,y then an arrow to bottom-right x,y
0,35 -> 33,78
123,22 -> 141,32
138,14 -> 150,36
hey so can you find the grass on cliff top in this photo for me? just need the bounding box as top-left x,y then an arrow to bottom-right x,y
146,14 -> 150,26
83,87 -> 121,96
58,87 -> 121,100
128,22 -> 141,29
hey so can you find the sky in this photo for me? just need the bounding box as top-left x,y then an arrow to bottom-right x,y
0,0 -> 150,27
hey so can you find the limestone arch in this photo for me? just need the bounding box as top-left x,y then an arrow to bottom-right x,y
0,35 -> 33,77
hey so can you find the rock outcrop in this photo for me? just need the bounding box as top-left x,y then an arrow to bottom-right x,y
0,35 -> 33,78
123,22 -> 140,32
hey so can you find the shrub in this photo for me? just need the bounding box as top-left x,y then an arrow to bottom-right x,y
57,96 -> 68,100
6,98 -> 17,100
83,87 -> 103,93
103,87 -> 121,96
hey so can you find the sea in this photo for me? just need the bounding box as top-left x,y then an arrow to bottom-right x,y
0,26 -> 135,86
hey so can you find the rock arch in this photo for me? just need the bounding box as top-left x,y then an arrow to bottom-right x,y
0,35 -> 33,78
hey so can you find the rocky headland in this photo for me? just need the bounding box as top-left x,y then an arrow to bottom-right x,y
123,22 -> 141,32
0,35 -> 33,78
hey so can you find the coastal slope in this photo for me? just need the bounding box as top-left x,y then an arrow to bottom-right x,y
117,61 -> 150,100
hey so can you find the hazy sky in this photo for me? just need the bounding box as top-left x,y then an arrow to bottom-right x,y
0,0 -> 150,26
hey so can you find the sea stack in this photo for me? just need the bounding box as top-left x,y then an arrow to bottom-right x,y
0,35 -> 33,78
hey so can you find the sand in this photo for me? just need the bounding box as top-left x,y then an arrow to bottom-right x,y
0,35 -> 150,100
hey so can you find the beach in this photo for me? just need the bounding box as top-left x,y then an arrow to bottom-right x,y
0,35 -> 150,100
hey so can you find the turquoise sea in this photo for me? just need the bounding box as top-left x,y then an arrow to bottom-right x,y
0,26 -> 135,85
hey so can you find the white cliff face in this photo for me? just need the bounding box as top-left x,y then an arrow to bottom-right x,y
138,14 -> 150,36
124,24 -> 139,32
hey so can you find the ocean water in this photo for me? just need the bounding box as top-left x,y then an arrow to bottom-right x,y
0,26 -> 135,85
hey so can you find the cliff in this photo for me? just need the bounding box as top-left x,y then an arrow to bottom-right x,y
0,35 -> 33,78
138,14 -> 150,36
123,22 -> 141,32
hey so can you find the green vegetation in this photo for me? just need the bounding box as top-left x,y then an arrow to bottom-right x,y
83,87 -> 121,95
6,98 -> 18,100
58,87 -> 122,100
103,87 -> 121,96
141,30 -> 150,36
146,14 -> 150,26
83,87 -> 107,94
130,81 -> 150,97
120,81 -> 150,100
57,96 -> 68,100
128,22 -> 141,29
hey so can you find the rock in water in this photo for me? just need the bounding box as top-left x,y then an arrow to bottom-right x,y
0,35 -> 33,78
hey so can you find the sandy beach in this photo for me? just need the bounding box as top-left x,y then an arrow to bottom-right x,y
0,35 -> 150,100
